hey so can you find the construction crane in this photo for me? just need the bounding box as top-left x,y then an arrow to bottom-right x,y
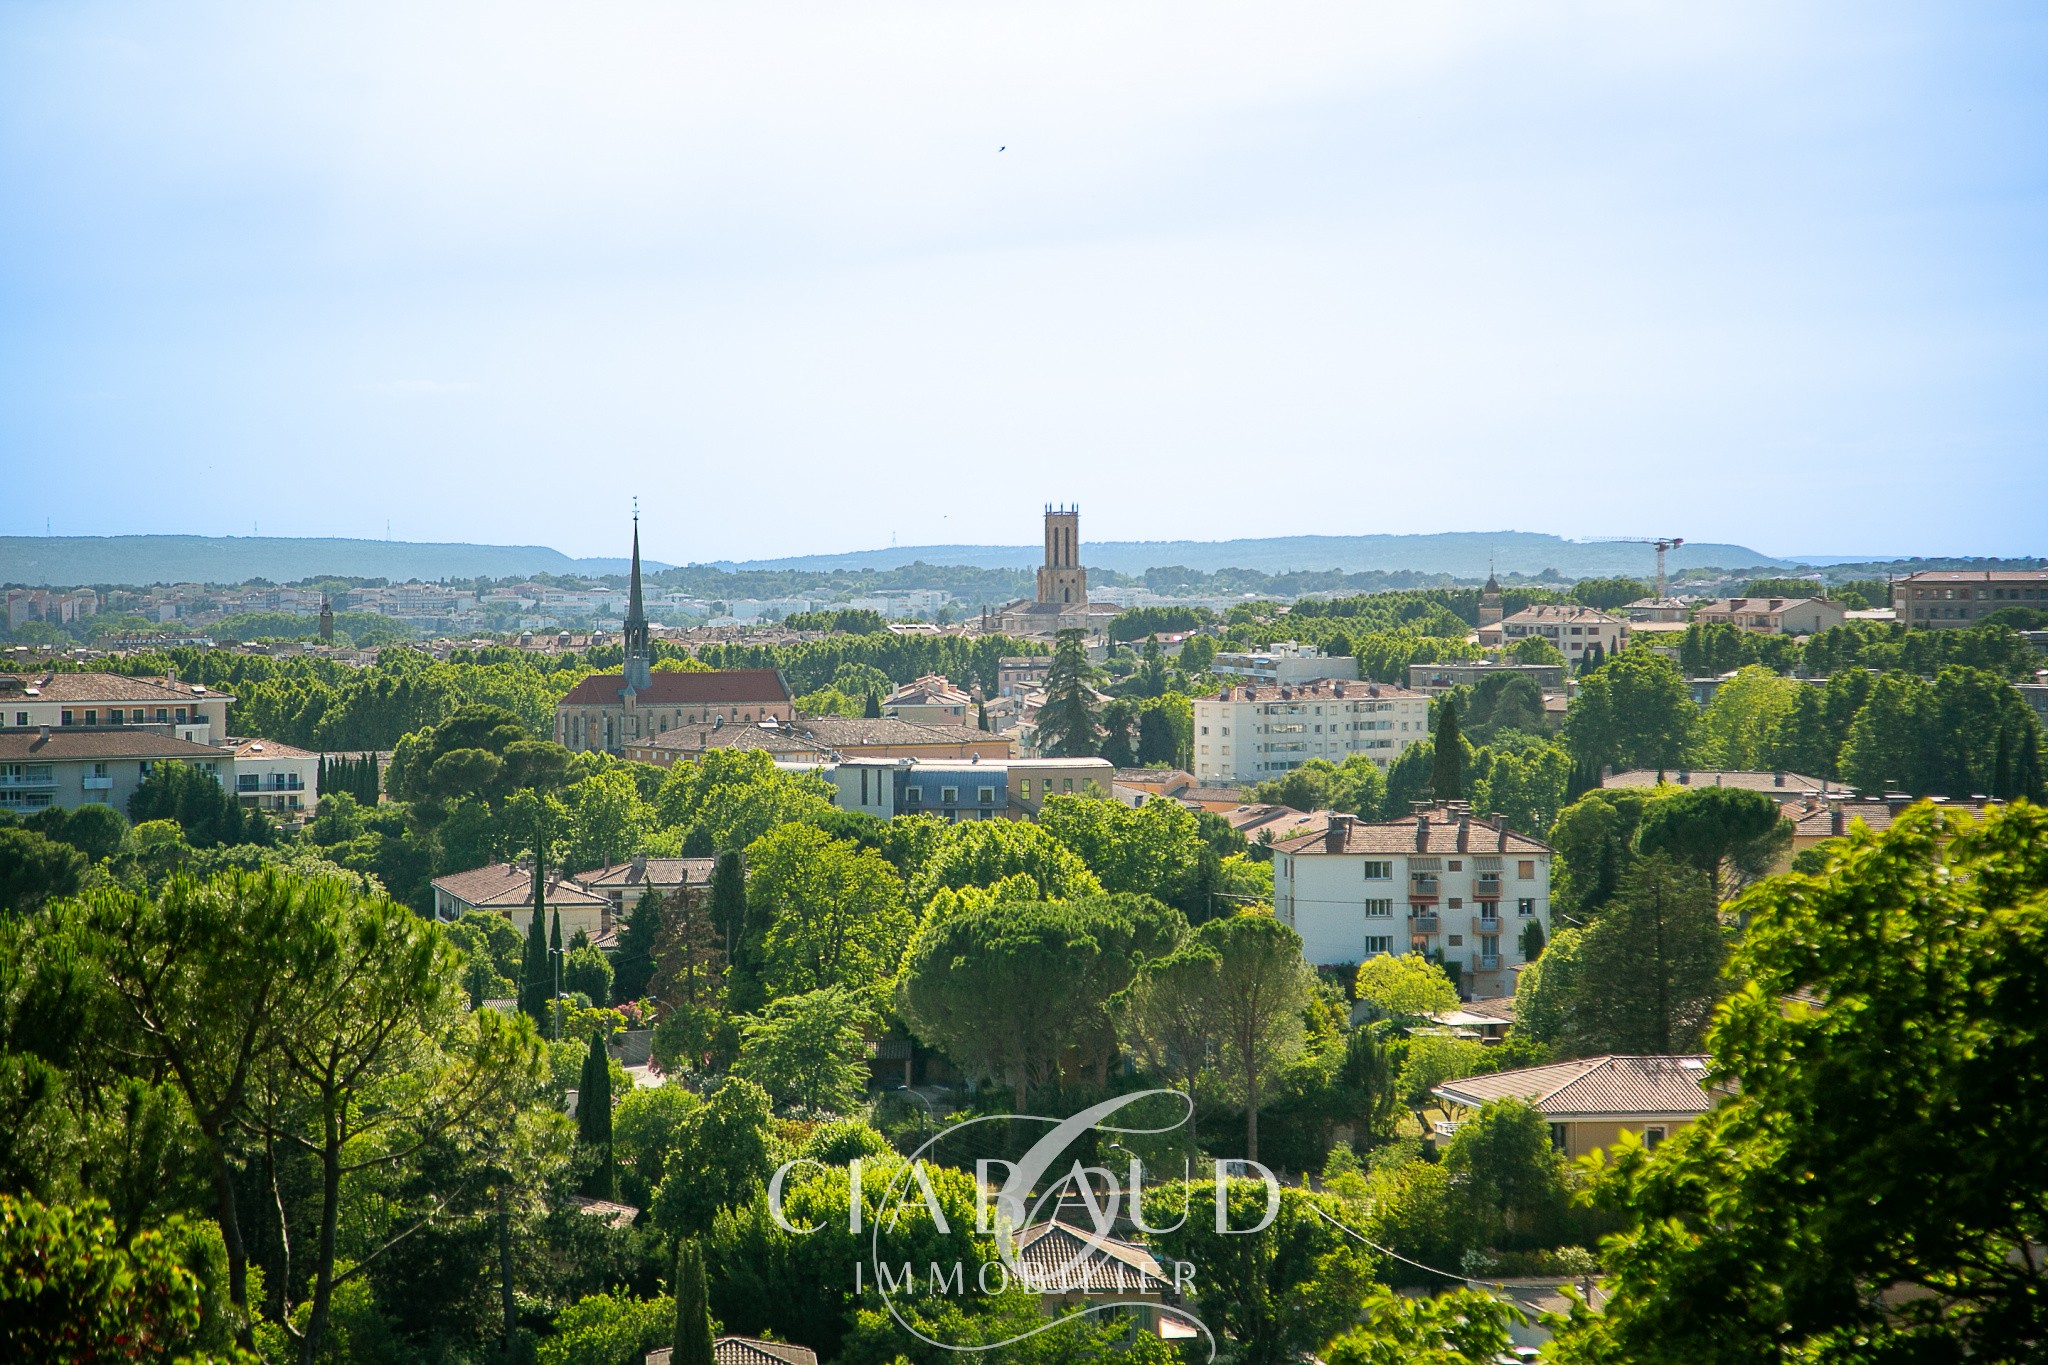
1586,536 -> 1685,600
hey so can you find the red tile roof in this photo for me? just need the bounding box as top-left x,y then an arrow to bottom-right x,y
1270,809 -> 1550,856
1435,1054 -> 1716,1118
557,668 -> 790,708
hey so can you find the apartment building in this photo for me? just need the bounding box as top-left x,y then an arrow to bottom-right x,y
0,728 -> 231,815
1478,605 -> 1630,659
1192,679 -> 1427,785
1212,642 -> 1359,687
222,738 -> 319,815
1268,807 -> 1553,996
1690,597 -> 1846,636
825,756 -> 1115,821
0,673 -> 233,743
1895,570 -> 2048,627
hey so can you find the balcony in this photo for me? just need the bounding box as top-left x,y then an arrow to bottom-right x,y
1410,914 -> 1440,935
1475,875 -> 1502,899
1409,876 -> 1440,901
82,776 -> 114,791
1477,916 -> 1502,935
1478,954 -> 1501,971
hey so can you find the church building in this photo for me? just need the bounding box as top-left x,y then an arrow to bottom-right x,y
994,505 -> 1121,639
554,516 -> 794,754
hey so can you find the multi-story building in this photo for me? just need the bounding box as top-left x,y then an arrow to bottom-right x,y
222,738 -> 319,815
997,656 -> 1052,697
1193,679 -> 1427,785
1690,597 -> 1846,636
1212,642 -> 1359,687
883,674 -> 975,725
0,673 -> 233,743
623,716 -> 1011,767
1479,605 -> 1630,659
825,756 -> 1115,821
428,860 -> 612,942
1268,807 -> 1553,996
1895,570 -> 2048,628
0,728 -> 232,815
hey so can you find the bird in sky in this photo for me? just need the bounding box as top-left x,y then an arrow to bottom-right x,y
999,146 -> 1005,152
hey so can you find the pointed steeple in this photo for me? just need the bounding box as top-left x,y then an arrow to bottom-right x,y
623,503 -> 652,692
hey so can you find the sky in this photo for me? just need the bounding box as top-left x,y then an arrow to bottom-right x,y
2,2 -> 2044,565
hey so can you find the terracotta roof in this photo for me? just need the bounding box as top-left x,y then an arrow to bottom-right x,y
578,857 -> 715,890
566,1195 -> 639,1228
0,672 -> 233,703
1789,797 -> 1998,839
1226,804 -> 1326,838
636,723 -> 826,757
1435,1054 -> 1716,1118
1497,605 -> 1627,626
0,729 -> 226,761
224,737 -> 319,759
1011,1221 -> 1172,1294
430,862 -> 608,909
1460,995 -> 1519,1022
1897,569 -> 2048,583
1270,809 -> 1550,856
557,668 -> 790,708
640,717 -> 1006,756
649,1341 -> 820,1365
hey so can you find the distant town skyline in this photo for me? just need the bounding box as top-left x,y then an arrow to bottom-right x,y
3,2 -> 2043,558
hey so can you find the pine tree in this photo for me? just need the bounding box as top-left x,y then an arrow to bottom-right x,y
1036,629 -> 1100,757
673,1240 -> 714,1365
577,1031 -> 616,1197
1431,700 -> 1464,802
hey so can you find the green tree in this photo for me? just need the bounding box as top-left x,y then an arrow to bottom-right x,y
538,1292 -> 674,1365
743,824 -> 912,997
1472,741 -> 1572,837
1836,672 -> 1934,795
1248,755 -> 1387,818
732,987 -> 874,1114
576,1031 -> 616,1198
1432,700 -> 1465,801
0,826 -> 87,913
908,818 -> 1103,907
1563,855 -> 1726,1056
1510,926 -> 1583,1048
1354,954 -> 1459,1021
1508,634 -> 1568,666
1550,802 -> 2048,1364
1442,1099 -> 1570,1246
1564,650 -> 1695,773
1035,629 -> 1100,757
609,888 -> 667,1004
562,939 -> 614,1005
650,1077 -> 775,1238
1690,665 -> 1799,771
1637,785 -> 1789,900
1145,1183 -> 1378,1365
563,766 -> 652,872
1203,912 -> 1316,1161
707,850 -> 747,964
1323,1286 -> 1521,1365
1547,788 -> 1656,923
673,1240 -> 714,1365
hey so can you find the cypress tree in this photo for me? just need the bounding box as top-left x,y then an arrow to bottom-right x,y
673,1240 -> 714,1365
577,1031 -> 615,1197
519,858 -> 550,1022
708,852 -> 747,964
1991,727 -> 2014,801
863,689 -> 882,718
610,888 -> 667,1004
977,700 -> 990,732
1431,700 -> 1464,802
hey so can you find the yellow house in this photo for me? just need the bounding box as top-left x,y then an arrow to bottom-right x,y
1433,1054 -> 1721,1160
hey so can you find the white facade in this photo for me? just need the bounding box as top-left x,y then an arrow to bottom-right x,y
225,739 -> 319,815
1270,810 -> 1553,996
1479,606 -> 1630,660
1212,642 -> 1360,687
1193,680 -> 1428,785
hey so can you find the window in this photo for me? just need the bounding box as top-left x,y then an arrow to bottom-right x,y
1062,778 -> 1073,793
1362,899 -> 1393,917
940,787 -> 959,804
978,786 -> 995,804
1517,898 -> 1536,916
1018,778 -> 1032,800
1518,860 -> 1536,878
1480,934 -> 1499,955
1642,1125 -> 1667,1151
1448,860 -> 1462,871
1549,1124 -> 1568,1152
84,710 -> 98,725
1361,861 -> 1392,880
61,710 -> 74,725
1362,935 -> 1393,956
1447,934 -> 1463,946
11,713 -> 23,726
1448,897 -> 1463,909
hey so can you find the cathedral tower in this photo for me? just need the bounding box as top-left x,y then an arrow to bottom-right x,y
622,510 -> 652,692
1035,505 -> 1087,607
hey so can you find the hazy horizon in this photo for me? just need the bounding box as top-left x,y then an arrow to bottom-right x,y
4,3 -> 2043,559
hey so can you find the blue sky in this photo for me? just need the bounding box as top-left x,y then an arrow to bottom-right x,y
2,2 -> 2043,564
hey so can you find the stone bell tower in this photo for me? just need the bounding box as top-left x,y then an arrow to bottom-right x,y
1035,505 -> 1087,607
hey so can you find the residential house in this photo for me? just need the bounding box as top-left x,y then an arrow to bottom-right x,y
1193,679 -> 1427,785
1602,768 -> 1830,806
429,861 -> 612,944
1267,806 -> 1553,996
576,855 -> 715,917
997,656 -> 1053,697
1691,597 -> 1846,636
647,1338 -> 820,1365
1784,794 -> 1999,868
827,756 -> 1115,821
1478,605 -> 1630,660
882,674 -> 975,725
1896,569 -> 2048,628
222,738 -> 319,815
1433,1054 -> 1721,1158
0,728 -> 232,815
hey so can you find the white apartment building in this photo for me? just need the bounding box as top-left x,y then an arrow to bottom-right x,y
1212,641 -> 1360,687
222,737 -> 320,815
1193,679 -> 1427,785
1268,807 -> 1553,996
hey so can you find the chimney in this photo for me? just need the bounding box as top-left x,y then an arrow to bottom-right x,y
32,725 -> 49,750
1456,816 -> 1470,852
1830,808 -> 1845,837
1415,814 -> 1431,851
1773,771 -> 1785,787
1803,792 -> 1819,813
1324,813 -> 1353,854
631,852 -> 647,878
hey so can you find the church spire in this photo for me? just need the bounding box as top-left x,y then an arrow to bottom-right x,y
623,502 -> 651,691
